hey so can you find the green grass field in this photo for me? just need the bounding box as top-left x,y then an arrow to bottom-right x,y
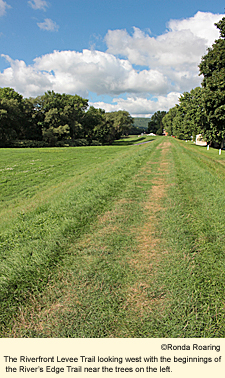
0,136 -> 225,337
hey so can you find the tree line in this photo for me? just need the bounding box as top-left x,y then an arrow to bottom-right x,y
0,89 -> 133,147
150,16 -> 225,149
2,16 -> 225,148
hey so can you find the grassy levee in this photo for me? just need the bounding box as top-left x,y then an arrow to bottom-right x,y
0,137 -> 159,334
151,139 -> 225,337
1,136 -> 225,337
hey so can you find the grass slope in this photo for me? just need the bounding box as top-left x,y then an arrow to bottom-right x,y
1,137 -> 225,337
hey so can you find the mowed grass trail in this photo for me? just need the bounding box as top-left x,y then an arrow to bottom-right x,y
1,137 -> 225,337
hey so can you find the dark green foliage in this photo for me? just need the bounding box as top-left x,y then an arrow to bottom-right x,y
0,88 -> 134,147
162,106 -> 177,136
198,17 -> 225,147
168,88 -> 206,140
0,88 -> 24,144
34,90 -> 88,145
105,110 -> 134,141
22,98 -> 43,141
163,16 -> 225,147
71,138 -> 89,147
82,106 -> 108,143
148,110 -> 166,135
3,140 -> 48,148
129,125 -> 145,135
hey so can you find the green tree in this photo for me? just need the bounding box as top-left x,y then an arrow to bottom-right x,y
93,117 -> 117,145
199,17 -> 225,148
0,87 -> 23,103
0,88 -> 24,144
162,106 -> 177,136
171,87 -> 206,140
42,124 -> 70,146
105,111 -> 133,142
148,111 -> 166,135
34,91 -> 88,145
22,98 -> 43,140
82,106 -> 106,143
0,87 -> 134,147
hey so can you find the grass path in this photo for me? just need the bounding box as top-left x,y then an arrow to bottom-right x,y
1,138 -> 225,337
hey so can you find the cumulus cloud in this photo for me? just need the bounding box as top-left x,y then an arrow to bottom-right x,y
168,11 -> 221,47
0,50 -> 169,98
0,0 -> 11,16
0,55 -> 54,98
90,92 -> 181,117
36,49 -> 169,95
28,0 -> 48,11
37,18 -> 59,31
105,11 -> 222,93
0,11 -> 223,116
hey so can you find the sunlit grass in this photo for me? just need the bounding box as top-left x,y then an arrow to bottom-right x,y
1,137 -> 225,337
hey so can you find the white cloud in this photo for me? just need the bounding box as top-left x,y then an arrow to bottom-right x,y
167,11 -> 221,47
90,92 -> 181,117
0,50 -> 169,98
37,18 -> 59,32
0,0 -> 11,16
28,0 -> 48,11
0,55 -> 54,97
0,11 -> 223,116
35,49 -> 169,95
105,11 -> 223,93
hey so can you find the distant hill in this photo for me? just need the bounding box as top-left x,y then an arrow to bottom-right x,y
132,117 -> 150,130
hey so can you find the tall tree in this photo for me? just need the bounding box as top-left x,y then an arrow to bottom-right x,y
22,97 -> 43,140
148,111 -> 166,135
171,87 -> 206,140
199,17 -> 225,148
82,106 -> 106,143
0,87 -> 24,144
162,106 -> 177,136
34,91 -> 88,144
105,111 -> 133,142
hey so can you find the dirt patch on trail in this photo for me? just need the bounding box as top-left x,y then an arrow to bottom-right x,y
9,270 -> 78,337
6,141 -> 172,337
125,141 -> 171,317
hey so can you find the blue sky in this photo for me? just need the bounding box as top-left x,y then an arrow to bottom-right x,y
0,0 -> 224,116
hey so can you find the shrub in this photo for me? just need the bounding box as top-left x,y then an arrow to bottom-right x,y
90,140 -> 102,146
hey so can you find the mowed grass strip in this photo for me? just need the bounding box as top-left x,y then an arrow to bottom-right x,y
149,138 -> 225,337
0,138 -> 161,334
1,137 -> 225,337
5,139 -> 165,337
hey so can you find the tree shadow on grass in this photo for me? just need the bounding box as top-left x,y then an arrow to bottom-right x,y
113,137 -> 151,146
